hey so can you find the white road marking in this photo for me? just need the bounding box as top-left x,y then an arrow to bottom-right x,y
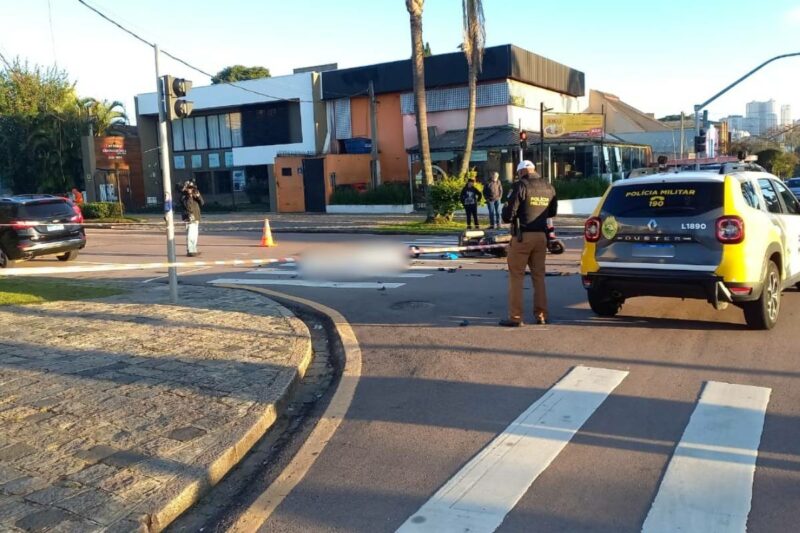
397,366 -> 628,533
209,278 -> 405,289
246,268 -> 431,278
641,381 -> 771,533
142,266 -> 210,283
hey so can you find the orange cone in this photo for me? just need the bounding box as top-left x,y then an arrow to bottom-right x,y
260,218 -> 276,247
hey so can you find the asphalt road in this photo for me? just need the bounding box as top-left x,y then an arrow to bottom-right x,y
16,228 -> 800,532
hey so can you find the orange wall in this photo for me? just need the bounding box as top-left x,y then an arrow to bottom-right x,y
325,154 -> 371,199
349,93 -> 408,184
274,156 -> 306,212
350,97 -> 371,138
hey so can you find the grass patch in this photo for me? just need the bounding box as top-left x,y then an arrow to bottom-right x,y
87,217 -> 144,224
0,278 -> 125,306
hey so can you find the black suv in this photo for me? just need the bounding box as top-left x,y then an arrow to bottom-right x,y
0,195 -> 86,268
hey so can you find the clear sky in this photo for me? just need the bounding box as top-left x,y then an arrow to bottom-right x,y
3,0 -> 800,124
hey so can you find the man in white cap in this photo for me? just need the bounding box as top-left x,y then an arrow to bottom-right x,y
499,160 -> 558,326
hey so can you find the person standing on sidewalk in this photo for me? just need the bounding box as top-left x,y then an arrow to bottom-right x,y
460,178 -> 482,229
180,180 -> 204,257
483,172 -> 503,229
499,160 -> 558,326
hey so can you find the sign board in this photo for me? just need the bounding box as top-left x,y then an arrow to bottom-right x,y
100,139 -> 127,160
208,153 -> 221,168
543,113 -> 604,139
233,170 -> 246,192
147,196 -> 158,206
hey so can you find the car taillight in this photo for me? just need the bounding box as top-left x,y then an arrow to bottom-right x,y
11,221 -> 37,230
716,216 -> 744,244
584,217 -> 601,242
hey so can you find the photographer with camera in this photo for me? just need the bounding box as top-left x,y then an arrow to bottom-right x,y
179,180 -> 204,257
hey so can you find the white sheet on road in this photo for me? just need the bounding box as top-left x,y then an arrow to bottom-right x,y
641,381 -> 771,533
396,366 -> 628,533
209,278 -> 405,289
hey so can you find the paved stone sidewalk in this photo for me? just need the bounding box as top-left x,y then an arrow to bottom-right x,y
0,284 -> 312,532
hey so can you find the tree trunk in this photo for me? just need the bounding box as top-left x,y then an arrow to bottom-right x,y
459,67 -> 477,178
407,0 -> 435,221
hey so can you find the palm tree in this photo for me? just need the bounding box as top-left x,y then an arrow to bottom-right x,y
458,0 -> 485,178
81,98 -> 128,136
406,0 -> 435,219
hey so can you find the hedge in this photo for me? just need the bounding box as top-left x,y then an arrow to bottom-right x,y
329,183 -> 411,205
81,202 -> 123,219
553,177 -> 609,200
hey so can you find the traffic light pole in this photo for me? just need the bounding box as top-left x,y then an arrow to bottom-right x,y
694,51 -> 800,170
153,44 -> 179,303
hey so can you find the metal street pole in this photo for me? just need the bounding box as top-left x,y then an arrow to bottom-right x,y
368,81 -> 381,188
153,44 -> 179,303
694,52 -> 800,170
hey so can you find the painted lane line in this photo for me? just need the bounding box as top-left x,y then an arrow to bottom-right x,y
641,381 -> 771,533
209,278 -> 405,289
246,269 -> 432,279
397,366 -> 628,533
142,266 -> 210,283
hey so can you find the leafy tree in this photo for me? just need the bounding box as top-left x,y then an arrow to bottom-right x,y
0,58 -> 84,194
211,65 -> 271,84
423,42 -> 432,57
80,98 -> 128,136
458,0 -> 485,177
772,151 -> 799,178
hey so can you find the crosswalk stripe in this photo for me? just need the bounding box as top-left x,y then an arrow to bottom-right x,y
246,268 -> 432,279
397,366 -> 628,533
641,381 -> 771,533
209,278 -> 405,289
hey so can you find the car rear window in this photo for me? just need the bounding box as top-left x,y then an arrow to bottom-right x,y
19,201 -> 73,219
787,179 -> 800,187
601,182 -> 724,218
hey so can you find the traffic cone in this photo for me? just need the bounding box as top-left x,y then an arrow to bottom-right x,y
260,218 -> 276,247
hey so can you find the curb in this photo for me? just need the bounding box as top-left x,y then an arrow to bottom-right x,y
133,291 -> 315,533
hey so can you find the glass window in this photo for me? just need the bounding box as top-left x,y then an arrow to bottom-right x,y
601,182 -> 723,218
193,172 -> 212,194
281,167 -> 292,176
220,114 -> 233,148
758,179 -> 783,214
183,118 -> 196,151
230,112 -> 243,147
214,171 -> 232,194
774,180 -> 800,215
741,181 -> 760,209
207,115 -> 221,149
194,117 -> 208,150
172,120 -> 185,152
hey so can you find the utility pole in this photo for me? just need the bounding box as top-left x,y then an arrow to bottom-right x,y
368,81 -> 381,188
680,111 -> 685,160
154,44 -> 179,304
539,103 -> 545,179
518,119 -> 524,162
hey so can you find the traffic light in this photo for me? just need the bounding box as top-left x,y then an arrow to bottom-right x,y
694,129 -> 707,154
164,76 -> 193,121
519,130 -> 528,150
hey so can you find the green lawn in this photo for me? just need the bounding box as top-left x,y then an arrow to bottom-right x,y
0,278 -> 124,306
374,220 -> 469,235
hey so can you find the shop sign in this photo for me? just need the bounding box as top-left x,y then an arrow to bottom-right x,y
543,113 -> 604,139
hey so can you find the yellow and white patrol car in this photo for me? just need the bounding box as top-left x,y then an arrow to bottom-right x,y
580,163 -> 800,329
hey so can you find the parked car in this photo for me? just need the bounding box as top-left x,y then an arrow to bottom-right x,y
581,166 -> 800,330
786,177 -> 800,199
0,195 -> 86,268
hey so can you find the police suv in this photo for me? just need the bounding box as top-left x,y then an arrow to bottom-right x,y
580,163 -> 800,330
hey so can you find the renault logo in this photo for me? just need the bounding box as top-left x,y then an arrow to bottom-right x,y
647,219 -> 658,231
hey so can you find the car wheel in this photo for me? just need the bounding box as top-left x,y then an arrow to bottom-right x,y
744,261 -> 780,330
57,250 -> 79,262
0,247 -> 10,269
588,288 -> 622,317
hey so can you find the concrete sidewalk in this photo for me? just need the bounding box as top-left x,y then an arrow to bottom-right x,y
0,284 -> 312,532
126,212 -> 587,234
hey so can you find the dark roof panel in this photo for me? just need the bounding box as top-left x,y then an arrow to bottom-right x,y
322,44 -> 584,100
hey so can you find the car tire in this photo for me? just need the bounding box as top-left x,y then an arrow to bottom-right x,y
744,261 -> 780,330
57,250 -> 79,262
588,288 -> 622,317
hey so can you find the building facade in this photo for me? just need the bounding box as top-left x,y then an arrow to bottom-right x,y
135,72 -> 325,211
782,104 -> 792,126
745,99 -> 778,135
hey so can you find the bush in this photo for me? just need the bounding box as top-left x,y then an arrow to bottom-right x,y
426,172 -> 484,220
329,183 -> 411,205
82,202 -> 123,219
554,177 -> 609,200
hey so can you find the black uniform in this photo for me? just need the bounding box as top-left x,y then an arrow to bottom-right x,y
502,174 -> 558,233
460,185 -> 483,228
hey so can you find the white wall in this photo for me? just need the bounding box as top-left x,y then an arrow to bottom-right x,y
507,80 -> 581,132
136,73 -> 319,167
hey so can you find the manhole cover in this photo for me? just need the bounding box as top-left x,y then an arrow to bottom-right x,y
390,300 -> 435,311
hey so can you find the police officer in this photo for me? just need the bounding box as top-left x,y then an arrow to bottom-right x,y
500,160 -> 558,326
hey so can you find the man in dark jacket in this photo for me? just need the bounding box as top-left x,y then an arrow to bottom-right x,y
499,160 -> 558,326
460,178 -> 483,229
483,172 -> 503,229
179,180 -> 204,257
